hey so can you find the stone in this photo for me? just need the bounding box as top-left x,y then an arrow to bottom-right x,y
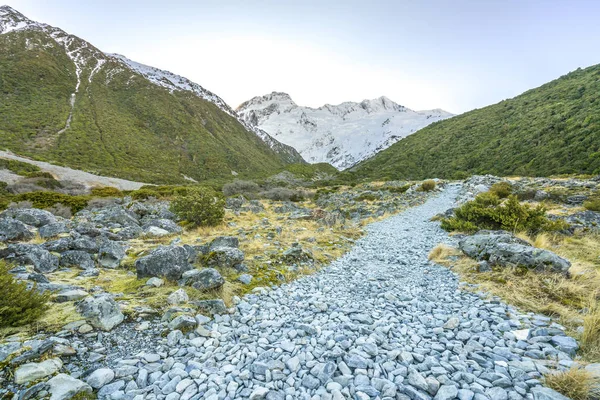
135,245 -> 193,281
183,268 -> 225,291
47,374 -> 93,400
205,247 -> 245,270
146,277 -> 165,287
550,336 -> 579,356
14,358 -> 63,384
408,370 -> 430,392
167,289 -> 189,305
0,243 -> 59,273
530,387 -> 570,400
142,219 -> 183,234
98,241 -> 126,268
55,289 -> 89,303
60,250 -> 95,270
434,385 -> 458,400
0,217 -> 34,242
209,236 -> 239,249
86,368 -> 115,389
39,222 -> 70,239
168,315 -> 197,331
1,208 -> 56,227
250,387 -> 270,400
76,294 -> 124,331
459,231 -> 571,274
238,273 -> 253,284
191,299 -> 228,315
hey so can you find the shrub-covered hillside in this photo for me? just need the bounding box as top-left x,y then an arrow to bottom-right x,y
353,64 -> 600,180
0,9 -> 302,184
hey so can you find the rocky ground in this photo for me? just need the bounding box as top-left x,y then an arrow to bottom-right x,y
1,184 -> 579,400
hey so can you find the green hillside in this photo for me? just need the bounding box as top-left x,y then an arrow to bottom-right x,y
0,29 -> 298,184
353,64 -> 600,180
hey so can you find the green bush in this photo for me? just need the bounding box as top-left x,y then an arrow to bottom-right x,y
24,171 -> 55,179
489,181 -> 513,198
0,159 -> 41,176
441,193 -> 568,234
131,188 -> 159,200
259,187 -> 306,202
222,180 -> 260,197
14,191 -> 89,213
584,198 -> 600,211
356,193 -> 379,201
419,180 -> 437,192
0,261 -> 50,327
91,187 -> 124,198
516,189 -> 538,201
170,187 -> 225,227
384,184 -> 411,194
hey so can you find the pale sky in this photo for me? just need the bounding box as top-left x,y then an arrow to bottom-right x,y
5,0 -> 600,113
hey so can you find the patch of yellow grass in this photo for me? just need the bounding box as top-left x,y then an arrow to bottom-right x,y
545,368 -> 600,400
428,244 -> 460,263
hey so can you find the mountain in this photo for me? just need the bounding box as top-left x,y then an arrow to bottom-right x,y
352,64 -> 600,180
0,6 -> 303,184
236,92 -> 453,170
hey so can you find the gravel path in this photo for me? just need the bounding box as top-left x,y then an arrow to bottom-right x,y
82,184 -> 571,400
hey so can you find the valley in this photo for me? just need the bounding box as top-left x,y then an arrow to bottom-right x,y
1,4 -> 600,400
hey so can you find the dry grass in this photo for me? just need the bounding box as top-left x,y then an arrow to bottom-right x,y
545,368 -> 600,400
430,233 -> 600,361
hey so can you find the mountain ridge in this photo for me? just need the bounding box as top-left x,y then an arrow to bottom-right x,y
352,64 -> 600,179
237,91 -> 453,169
0,6 -> 304,183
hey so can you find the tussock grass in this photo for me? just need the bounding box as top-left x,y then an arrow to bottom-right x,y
545,368 -> 600,400
428,244 -> 458,263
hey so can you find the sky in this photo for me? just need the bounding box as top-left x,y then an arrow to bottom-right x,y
4,0 -> 600,114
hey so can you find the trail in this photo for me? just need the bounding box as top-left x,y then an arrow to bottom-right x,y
83,184 -> 572,400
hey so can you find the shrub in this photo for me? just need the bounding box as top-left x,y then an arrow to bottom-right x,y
0,261 -> 50,327
584,198 -> 600,212
516,189 -> 538,201
0,159 -> 41,176
259,187 -> 306,202
489,181 -> 513,198
441,193 -> 568,234
356,193 -> 379,201
86,198 -> 120,210
384,184 -> 411,194
131,188 -> 159,200
14,191 -> 89,213
170,187 -> 225,227
419,180 -> 437,192
91,187 -> 124,198
24,171 -> 56,179
223,180 -> 260,197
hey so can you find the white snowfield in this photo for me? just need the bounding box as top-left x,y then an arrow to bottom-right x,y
237,92 -> 454,170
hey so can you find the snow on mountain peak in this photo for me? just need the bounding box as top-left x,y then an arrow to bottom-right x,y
0,5 -> 35,34
238,93 -> 454,170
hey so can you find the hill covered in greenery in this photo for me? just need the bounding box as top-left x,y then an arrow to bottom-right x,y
353,64 -> 600,180
0,7 -> 303,184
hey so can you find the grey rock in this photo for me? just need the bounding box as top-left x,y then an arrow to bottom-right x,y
46,374 -> 92,400
0,243 -> 59,273
98,241 -> 126,268
136,245 -> 193,281
2,208 -> 56,227
0,217 -> 34,242
60,250 -> 95,270
76,294 -> 124,331
183,268 -> 225,291
39,222 -> 70,238
86,368 -> 115,389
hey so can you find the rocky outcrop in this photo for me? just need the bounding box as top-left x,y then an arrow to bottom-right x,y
459,231 -> 571,274
0,244 -> 59,273
0,218 -> 34,242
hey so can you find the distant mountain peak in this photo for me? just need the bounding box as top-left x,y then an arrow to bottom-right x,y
238,92 -> 453,169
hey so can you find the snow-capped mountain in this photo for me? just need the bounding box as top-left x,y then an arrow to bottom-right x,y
0,6 -> 303,164
237,92 -> 454,169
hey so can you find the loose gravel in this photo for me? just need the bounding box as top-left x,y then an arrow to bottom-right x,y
67,184 -> 574,399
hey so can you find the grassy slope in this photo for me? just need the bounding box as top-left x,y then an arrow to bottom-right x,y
0,30 -> 288,184
353,64 -> 600,180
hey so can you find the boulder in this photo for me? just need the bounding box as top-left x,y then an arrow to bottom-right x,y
142,218 -> 182,234
115,225 -> 143,240
136,245 -> 193,280
0,244 -> 59,273
0,218 -> 34,242
98,241 -> 126,268
47,374 -> 93,400
209,236 -> 239,250
71,236 -> 99,253
238,274 -> 253,285
282,243 -> 313,263
43,237 -> 74,253
93,207 -> 139,227
86,367 -> 115,389
182,268 -> 225,291
530,387 -> 569,400
143,226 -> 171,237
191,299 -> 228,315
60,250 -> 95,270
55,289 -> 89,303
458,231 -> 571,274
167,288 -> 189,305
168,315 -> 197,331
14,358 -> 63,384
39,222 -> 70,239
206,247 -> 245,270
1,208 -> 56,227
146,277 -> 164,287
76,294 -> 124,331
